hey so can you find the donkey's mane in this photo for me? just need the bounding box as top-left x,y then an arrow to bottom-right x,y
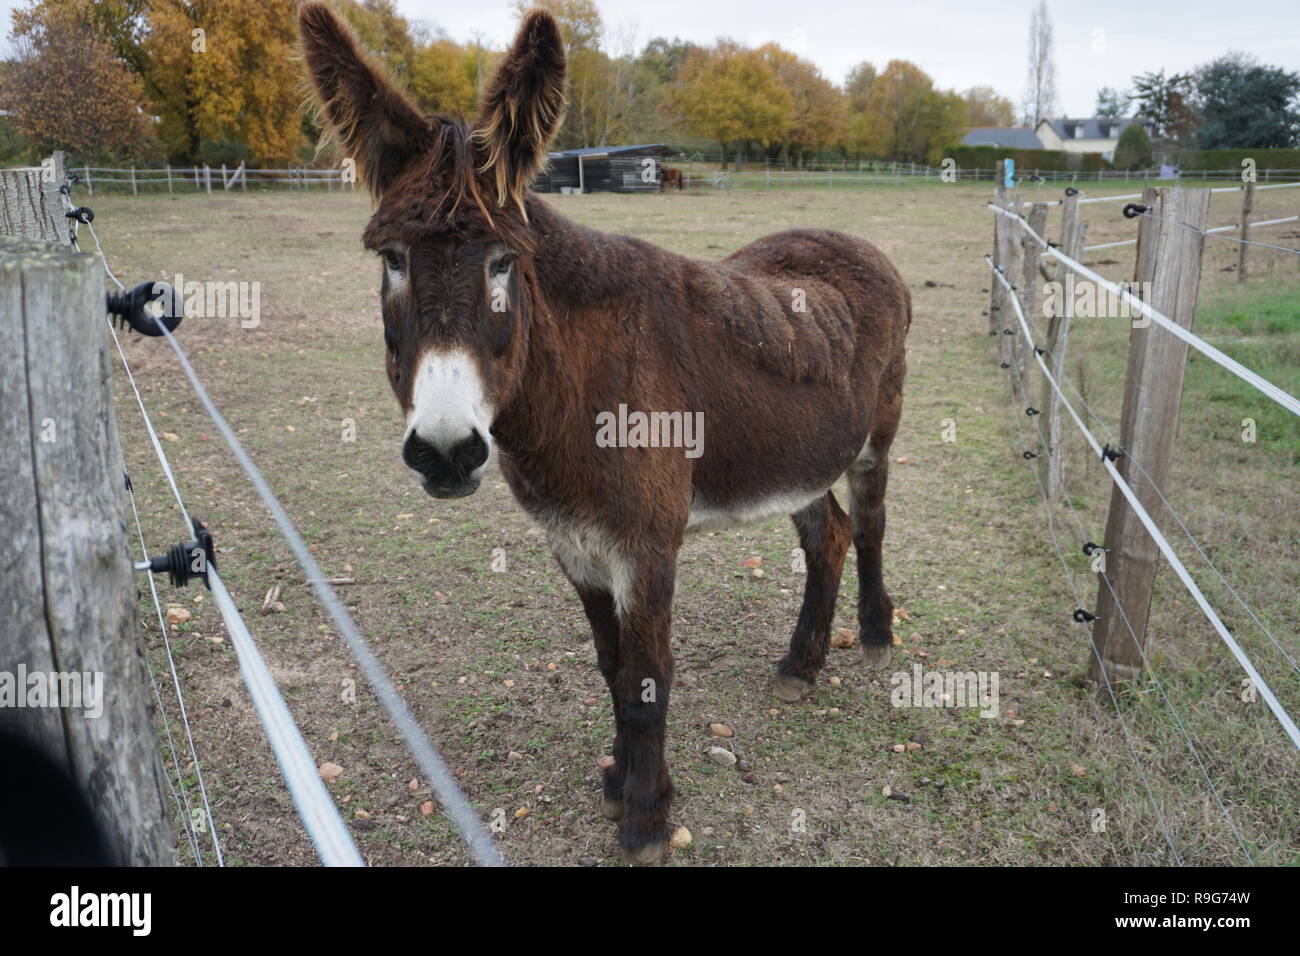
363,118 -> 534,252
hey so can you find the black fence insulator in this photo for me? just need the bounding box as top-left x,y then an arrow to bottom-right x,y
1122,202 -> 1149,219
1073,609 -> 1098,624
64,206 -> 94,225
124,472 -> 133,493
1082,541 -> 1109,556
137,518 -> 215,590
1023,450 -> 1038,459
988,328 -> 998,336
1003,328 -> 1014,335
1026,407 -> 1040,416
1000,362 -> 1010,369
1065,187 -> 1079,197
1101,443 -> 1122,461
106,281 -> 183,337
1034,347 -> 1047,356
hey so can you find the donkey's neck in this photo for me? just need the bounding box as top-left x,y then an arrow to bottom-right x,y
490,198 -> 632,484
525,197 -> 635,308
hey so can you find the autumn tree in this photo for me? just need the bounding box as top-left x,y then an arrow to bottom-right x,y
147,0 -> 302,164
408,34 -> 477,116
0,3 -> 157,162
758,44 -> 845,166
962,85 -> 1016,127
669,41 -> 792,168
859,60 -> 964,164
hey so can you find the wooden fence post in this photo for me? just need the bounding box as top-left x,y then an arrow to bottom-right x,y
1038,191 -> 1084,500
130,165 -> 137,196
1017,202 -> 1049,386
204,163 -> 212,196
1238,180 -> 1253,283
83,165 -> 93,197
0,237 -> 174,865
993,191 -> 1024,371
1088,186 -> 1211,685
0,150 -> 71,245
165,163 -> 173,194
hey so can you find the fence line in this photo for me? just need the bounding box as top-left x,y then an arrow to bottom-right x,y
2,165 -> 506,866
1083,215 -> 1300,252
988,202 -> 1300,417
1001,324 -> 1254,862
985,247 -> 1300,751
60,161 -> 1300,194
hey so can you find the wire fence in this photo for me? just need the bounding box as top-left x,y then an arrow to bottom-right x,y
53,177 -> 505,867
984,180 -> 1300,862
59,160 -> 1300,195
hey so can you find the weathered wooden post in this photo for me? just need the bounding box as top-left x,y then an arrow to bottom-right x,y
1038,191 -> 1085,500
0,237 -> 174,865
130,165 -> 138,196
83,165 -> 93,197
165,163 -> 173,194
1017,201 -> 1049,386
1089,187 -> 1211,685
0,151 -> 72,245
1238,180 -> 1253,283
204,163 -> 212,195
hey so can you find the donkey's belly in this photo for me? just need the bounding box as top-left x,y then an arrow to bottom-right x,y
686,487 -> 827,532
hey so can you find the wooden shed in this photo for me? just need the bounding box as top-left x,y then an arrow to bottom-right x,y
532,144 -> 677,194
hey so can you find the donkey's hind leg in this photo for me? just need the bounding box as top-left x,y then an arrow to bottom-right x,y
774,491 -> 852,702
848,379 -> 903,668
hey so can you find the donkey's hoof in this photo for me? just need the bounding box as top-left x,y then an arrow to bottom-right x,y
601,797 -> 626,821
627,841 -> 668,867
773,672 -> 814,702
861,643 -> 892,668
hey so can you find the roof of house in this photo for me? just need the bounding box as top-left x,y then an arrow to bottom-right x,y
1040,116 -> 1150,140
960,127 -> 1044,150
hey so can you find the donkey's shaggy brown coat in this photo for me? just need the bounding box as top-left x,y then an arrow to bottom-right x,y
300,3 -> 910,865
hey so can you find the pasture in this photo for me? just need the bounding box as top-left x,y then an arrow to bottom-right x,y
96,181 -> 1299,866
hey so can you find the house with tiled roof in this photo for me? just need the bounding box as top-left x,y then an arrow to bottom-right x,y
1034,116 -> 1155,160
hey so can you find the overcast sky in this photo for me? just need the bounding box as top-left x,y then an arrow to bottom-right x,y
3,0 -> 1298,118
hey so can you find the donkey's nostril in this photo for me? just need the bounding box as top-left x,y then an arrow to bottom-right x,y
450,430 -> 490,473
402,431 -> 441,473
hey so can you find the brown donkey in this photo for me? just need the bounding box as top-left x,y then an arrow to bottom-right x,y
299,4 -> 910,865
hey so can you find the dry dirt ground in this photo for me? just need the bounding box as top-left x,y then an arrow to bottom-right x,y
91,180 -> 1298,866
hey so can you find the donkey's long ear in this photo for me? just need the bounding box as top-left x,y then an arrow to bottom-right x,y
472,10 -> 566,216
298,2 -> 431,196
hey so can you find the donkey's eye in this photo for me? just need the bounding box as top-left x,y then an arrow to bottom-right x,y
382,249 -> 405,273
490,253 -> 516,278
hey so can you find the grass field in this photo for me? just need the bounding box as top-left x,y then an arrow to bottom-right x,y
90,180 -> 1299,866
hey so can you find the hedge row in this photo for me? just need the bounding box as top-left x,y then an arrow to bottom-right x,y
1177,148 -> 1300,170
942,145 -> 1110,173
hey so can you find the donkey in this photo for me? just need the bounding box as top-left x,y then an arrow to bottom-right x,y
299,4 -> 910,865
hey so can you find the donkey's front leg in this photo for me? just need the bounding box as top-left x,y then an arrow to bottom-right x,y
612,553 -> 678,865
572,584 -> 627,820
